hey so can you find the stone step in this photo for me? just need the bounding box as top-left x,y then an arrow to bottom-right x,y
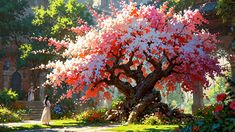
28,106 -> 44,109
31,108 -> 44,111
30,110 -> 43,114
21,113 -> 42,116
28,103 -> 44,105
26,102 -> 44,106
21,113 -> 42,120
22,116 -> 41,120
17,101 -> 46,120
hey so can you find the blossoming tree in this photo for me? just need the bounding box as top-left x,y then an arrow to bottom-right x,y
43,2 -> 221,122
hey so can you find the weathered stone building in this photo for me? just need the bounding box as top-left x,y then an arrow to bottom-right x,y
0,0 -> 49,100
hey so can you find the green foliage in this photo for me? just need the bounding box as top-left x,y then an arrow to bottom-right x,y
166,84 -> 185,108
32,0 -> 93,40
110,124 -> 179,132
205,77 -> 226,105
0,107 -> 22,123
180,79 -> 235,132
194,105 -> 215,122
75,108 -> 107,123
0,0 -> 33,45
19,43 -> 33,59
45,86 -> 78,119
0,89 -> 18,107
0,48 -> 6,58
158,0 -> 196,12
216,0 -> 235,24
0,0 -> 37,69
22,0 -> 94,70
142,115 -> 162,125
111,96 -> 125,109
161,0 -> 235,25
15,108 -> 32,115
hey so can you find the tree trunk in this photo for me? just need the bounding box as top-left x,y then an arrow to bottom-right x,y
106,91 -> 161,123
127,92 -> 161,123
192,82 -> 204,114
105,89 -> 194,123
105,52 -> 179,123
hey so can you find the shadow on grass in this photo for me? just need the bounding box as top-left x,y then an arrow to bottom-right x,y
0,125 -> 11,132
0,124 -> 48,132
145,127 -> 175,132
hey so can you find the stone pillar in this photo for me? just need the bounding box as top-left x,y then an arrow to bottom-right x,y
3,71 -> 11,88
192,82 -> 204,114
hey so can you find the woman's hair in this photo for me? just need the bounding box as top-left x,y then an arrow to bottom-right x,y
44,95 -> 49,106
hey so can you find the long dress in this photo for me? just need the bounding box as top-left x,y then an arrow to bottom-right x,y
28,89 -> 34,101
41,100 -> 51,123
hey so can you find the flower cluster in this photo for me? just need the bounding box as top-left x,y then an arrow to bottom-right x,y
181,81 -> 235,132
214,92 -> 235,112
53,105 -> 63,115
43,1 -> 221,99
76,109 -> 107,123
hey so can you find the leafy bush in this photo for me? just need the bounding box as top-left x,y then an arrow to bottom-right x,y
15,108 -> 32,115
180,79 -> 235,132
51,99 -> 78,119
111,96 -> 125,109
0,89 -> 18,107
45,86 -> 78,119
10,101 -> 27,110
142,115 -> 161,125
0,107 -> 22,123
75,108 -> 108,123
51,104 -> 73,119
194,105 -> 215,122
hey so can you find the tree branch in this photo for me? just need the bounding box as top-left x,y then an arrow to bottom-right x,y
109,73 -> 135,98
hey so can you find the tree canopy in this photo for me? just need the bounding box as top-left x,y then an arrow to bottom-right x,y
0,0 -> 32,46
43,1 -> 221,99
32,0 -> 93,41
41,1 -> 221,122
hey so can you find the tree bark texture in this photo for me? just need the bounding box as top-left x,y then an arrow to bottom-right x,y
103,50 -> 182,123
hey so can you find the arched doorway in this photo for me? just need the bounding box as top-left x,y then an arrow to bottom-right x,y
11,71 -> 24,100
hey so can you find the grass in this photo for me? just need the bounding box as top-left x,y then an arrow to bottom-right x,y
109,124 -> 179,132
0,119 -> 109,132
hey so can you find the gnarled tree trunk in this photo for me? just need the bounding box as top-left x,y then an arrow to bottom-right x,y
102,50 -> 181,123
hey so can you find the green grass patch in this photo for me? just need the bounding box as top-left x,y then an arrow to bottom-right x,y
0,119 -> 109,132
109,124 -> 179,132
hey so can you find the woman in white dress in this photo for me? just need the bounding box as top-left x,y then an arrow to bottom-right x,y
28,88 -> 35,101
41,95 -> 51,125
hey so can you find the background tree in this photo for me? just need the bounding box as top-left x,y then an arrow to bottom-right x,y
42,2 -> 221,123
32,0 -> 93,41
19,0 -> 93,91
0,0 -> 33,46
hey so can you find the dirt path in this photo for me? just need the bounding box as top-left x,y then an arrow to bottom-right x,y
1,120 -> 119,132
17,125 -> 118,132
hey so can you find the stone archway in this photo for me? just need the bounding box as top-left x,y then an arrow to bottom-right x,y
10,71 -> 23,99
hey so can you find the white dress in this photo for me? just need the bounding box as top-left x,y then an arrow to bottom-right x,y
41,100 -> 51,123
28,89 -> 34,101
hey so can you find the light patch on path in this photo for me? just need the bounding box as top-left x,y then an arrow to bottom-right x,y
1,120 -> 119,132
17,125 -> 118,132
0,120 -> 41,127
